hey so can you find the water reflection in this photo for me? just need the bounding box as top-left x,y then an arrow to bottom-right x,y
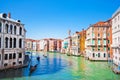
0,53 -> 120,80
0,53 -> 67,79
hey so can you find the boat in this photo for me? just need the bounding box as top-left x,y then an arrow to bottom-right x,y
30,64 -> 37,73
37,56 -> 40,61
43,54 -> 47,57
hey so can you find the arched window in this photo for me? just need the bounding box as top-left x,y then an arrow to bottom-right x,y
5,37 -> 9,48
5,24 -> 9,33
19,39 -> 22,48
13,53 -> 16,59
19,27 -> 22,35
98,53 -> 100,57
0,22 -> 2,33
93,53 -> 95,57
108,53 -> 110,58
14,26 -> 16,34
10,38 -> 12,48
13,38 -> 16,48
104,53 -> 106,58
0,37 -> 1,48
10,24 -> 13,34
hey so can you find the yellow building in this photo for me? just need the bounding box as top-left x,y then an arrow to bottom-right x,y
79,30 -> 86,56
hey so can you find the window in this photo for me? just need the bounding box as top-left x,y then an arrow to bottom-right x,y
4,63 -> 8,67
114,18 -> 117,23
104,53 -> 106,58
78,35 -> 80,39
19,53 -> 22,58
9,54 -> 12,59
93,53 -> 95,57
92,47 -> 95,51
98,33 -> 100,37
108,53 -> 110,58
13,53 -> 16,59
98,27 -> 99,31
14,26 -> 16,34
19,61 -> 22,64
5,24 -> 9,33
104,40 -> 106,45
19,27 -> 22,35
118,16 -> 119,21
98,53 -> 100,57
13,38 -> 16,48
98,47 -> 100,51
5,37 -> 9,48
108,40 -> 110,44
10,38 -> 12,48
5,54 -> 8,60
108,47 -> 110,51
92,40 -> 95,45
103,27 -> 104,30
103,33 -> 106,37
104,47 -> 106,51
0,54 -> 1,60
0,37 -> 1,48
0,22 -> 2,33
98,40 -> 100,45
10,24 -> 13,34
13,62 -> 16,65
19,39 -> 22,48
92,32 -> 95,37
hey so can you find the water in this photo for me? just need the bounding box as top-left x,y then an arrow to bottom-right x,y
0,52 -> 120,80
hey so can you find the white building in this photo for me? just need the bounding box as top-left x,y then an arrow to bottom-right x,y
62,37 -> 72,54
71,32 -> 80,56
0,13 -> 26,69
112,7 -> 120,66
40,39 -> 47,51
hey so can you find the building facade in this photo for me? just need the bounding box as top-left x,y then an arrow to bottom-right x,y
112,7 -> 120,66
0,13 -> 26,69
62,37 -> 72,54
86,20 -> 112,61
79,30 -> 86,56
71,32 -> 80,56
25,38 -> 62,52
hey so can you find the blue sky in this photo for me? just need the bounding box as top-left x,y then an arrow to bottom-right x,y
0,0 -> 120,39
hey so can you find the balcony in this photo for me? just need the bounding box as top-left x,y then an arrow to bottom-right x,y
111,43 -> 120,48
103,43 -> 107,46
87,43 -> 95,46
98,44 -> 102,46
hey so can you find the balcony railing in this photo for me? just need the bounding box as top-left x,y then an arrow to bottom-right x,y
111,43 -> 120,48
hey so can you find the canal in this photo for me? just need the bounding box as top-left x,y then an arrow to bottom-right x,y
0,52 -> 120,80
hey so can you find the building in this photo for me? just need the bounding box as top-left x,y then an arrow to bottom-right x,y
48,38 -> 62,52
57,39 -> 62,52
71,32 -> 80,56
25,39 -> 33,51
79,29 -> 86,56
36,40 -> 40,51
40,39 -> 49,52
0,13 -> 26,69
62,37 -> 72,54
111,7 -> 120,66
25,39 -> 39,51
85,20 -> 112,61
25,38 -> 62,52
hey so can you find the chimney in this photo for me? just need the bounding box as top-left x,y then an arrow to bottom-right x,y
8,12 -> 11,18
